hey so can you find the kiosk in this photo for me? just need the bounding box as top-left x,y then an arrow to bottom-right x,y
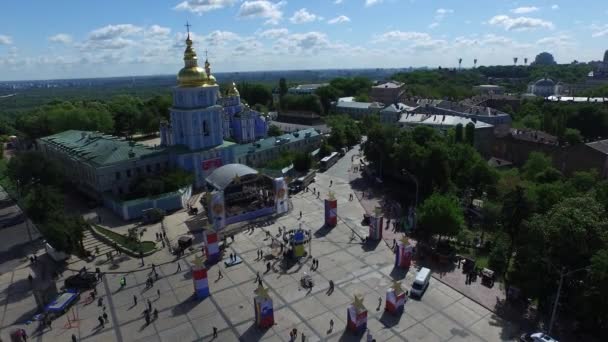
368,207 -> 383,240
192,255 -> 210,299
254,284 -> 274,328
395,237 -> 414,269
385,281 -> 406,314
324,191 -> 337,227
203,228 -> 220,263
347,294 -> 367,334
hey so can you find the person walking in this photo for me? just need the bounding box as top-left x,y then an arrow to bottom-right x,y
255,272 -> 260,283
103,312 -> 109,324
98,316 -> 105,328
177,262 -> 182,272
133,295 -> 137,306
217,269 -> 223,280
147,299 -> 152,311
157,289 -> 161,298
299,211 -> 302,219
329,319 -> 334,331
213,326 -> 218,338
72,333 -> 78,342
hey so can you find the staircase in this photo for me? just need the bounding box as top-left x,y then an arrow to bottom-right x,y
82,229 -> 114,257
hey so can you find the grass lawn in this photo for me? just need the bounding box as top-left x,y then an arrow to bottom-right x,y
93,225 -> 156,253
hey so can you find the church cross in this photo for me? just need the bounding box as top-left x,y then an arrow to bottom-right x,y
185,22 -> 192,36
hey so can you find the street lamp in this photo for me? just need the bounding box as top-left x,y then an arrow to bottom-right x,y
548,264 -> 589,335
401,169 -> 419,231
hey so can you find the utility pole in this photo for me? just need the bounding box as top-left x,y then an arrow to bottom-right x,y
548,268 -> 565,335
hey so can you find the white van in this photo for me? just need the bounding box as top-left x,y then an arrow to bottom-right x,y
410,267 -> 431,298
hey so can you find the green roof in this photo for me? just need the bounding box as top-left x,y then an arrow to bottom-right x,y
39,130 -> 166,167
165,139 -> 236,155
233,128 -> 320,158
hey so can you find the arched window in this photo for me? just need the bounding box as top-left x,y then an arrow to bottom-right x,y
203,120 -> 210,136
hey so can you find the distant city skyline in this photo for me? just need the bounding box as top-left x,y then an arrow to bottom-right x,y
1,0 -> 607,81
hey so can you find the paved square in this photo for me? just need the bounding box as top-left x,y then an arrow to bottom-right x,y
0,147 -> 519,341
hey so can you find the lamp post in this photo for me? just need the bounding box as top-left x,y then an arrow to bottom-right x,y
401,169 -> 419,231
548,265 -> 589,335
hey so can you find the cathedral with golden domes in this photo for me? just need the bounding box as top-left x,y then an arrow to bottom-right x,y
160,31 -> 269,187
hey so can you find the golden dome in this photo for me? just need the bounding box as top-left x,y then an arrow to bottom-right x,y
177,34 -> 217,87
227,81 -> 239,96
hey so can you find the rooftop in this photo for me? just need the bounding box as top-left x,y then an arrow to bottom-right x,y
373,81 -> 403,89
399,113 -> 493,129
206,163 -> 259,190
510,128 -> 558,145
586,139 -> 608,155
39,130 -> 165,167
336,101 -> 383,109
546,96 -> 607,103
233,128 -> 320,158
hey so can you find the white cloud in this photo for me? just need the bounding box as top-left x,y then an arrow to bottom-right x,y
435,8 -> 454,21
146,25 -> 171,37
488,15 -> 554,31
89,24 -> 142,40
551,4 -> 559,10
257,28 -> 289,39
428,22 -> 439,29
238,1 -> 285,25
290,8 -> 319,24
48,33 -> 73,44
536,35 -> 574,47
365,0 -> 382,7
334,0 -> 343,4
173,0 -> 237,14
328,15 -> 350,24
205,30 -> 242,46
510,6 -> 539,14
592,25 -> 608,38
0,35 -> 13,45
374,31 -> 431,43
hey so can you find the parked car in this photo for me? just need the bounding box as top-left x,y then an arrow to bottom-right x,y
410,267 -> 431,298
64,272 -> 98,289
520,332 -> 558,342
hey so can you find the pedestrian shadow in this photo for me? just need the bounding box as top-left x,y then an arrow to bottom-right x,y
389,266 -> 409,280
361,239 -> 380,252
379,310 -> 402,328
336,329 -> 362,341
313,224 -> 333,238
171,294 -> 203,316
238,323 -> 272,341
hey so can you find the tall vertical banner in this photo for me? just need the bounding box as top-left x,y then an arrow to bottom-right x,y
292,229 -> 306,258
395,237 -> 414,269
273,178 -> 288,214
254,285 -> 274,328
204,229 -> 220,263
368,215 -> 383,240
385,281 -> 406,314
191,256 -> 210,299
324,192 -> 337,227
209,191 -> 225,231
347,295 -> 367,334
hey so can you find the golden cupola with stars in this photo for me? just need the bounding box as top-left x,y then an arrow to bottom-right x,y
177,31 -> 217,87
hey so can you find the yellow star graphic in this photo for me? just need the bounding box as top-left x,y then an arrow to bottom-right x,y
391,281 -> 404,295
374,207 -> 383,217
353,294 -> 366,311
399,236 -> 409,246
255,284 -> 271,299
328,191 -> 335,201
192,255 -> 205,268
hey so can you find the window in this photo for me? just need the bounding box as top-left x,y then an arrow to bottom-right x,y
136,167 -> 142,174
203,120 -> 210,136
146,165 -> 151,173
156,163 -> 161,171
115,172 -> 121,180
126,169 -> 132,178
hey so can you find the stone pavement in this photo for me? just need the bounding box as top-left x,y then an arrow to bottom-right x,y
0,148 -> 522,341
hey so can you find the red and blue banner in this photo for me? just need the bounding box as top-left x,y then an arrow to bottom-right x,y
385,288 -> 406,314
204,230 -> 220,263
395,240 -> 414,269
192,264 -> 209,299
324,199 -> 337,227
369,215 -> 383,240
254,286 -> 274,328
347,305 -> 367,333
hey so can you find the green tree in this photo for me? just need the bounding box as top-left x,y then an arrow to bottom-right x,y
279,78 -> 288,98
7,151 -> 64,191
583,249 -> 608,333
489,233 -> 510,276
293,152 -> 312,172
501,185 -> 533,267
23,185 -> 64,222
454,123 -> 463,143
522,152 -> 553,181
563,128 -> 583,145
417,193 -> 464,241
268,124 -> 282,137
464,122 -> 475,145
315,85 -> 341,115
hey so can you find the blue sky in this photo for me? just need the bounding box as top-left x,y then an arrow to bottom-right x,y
0,0 -> 607,81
